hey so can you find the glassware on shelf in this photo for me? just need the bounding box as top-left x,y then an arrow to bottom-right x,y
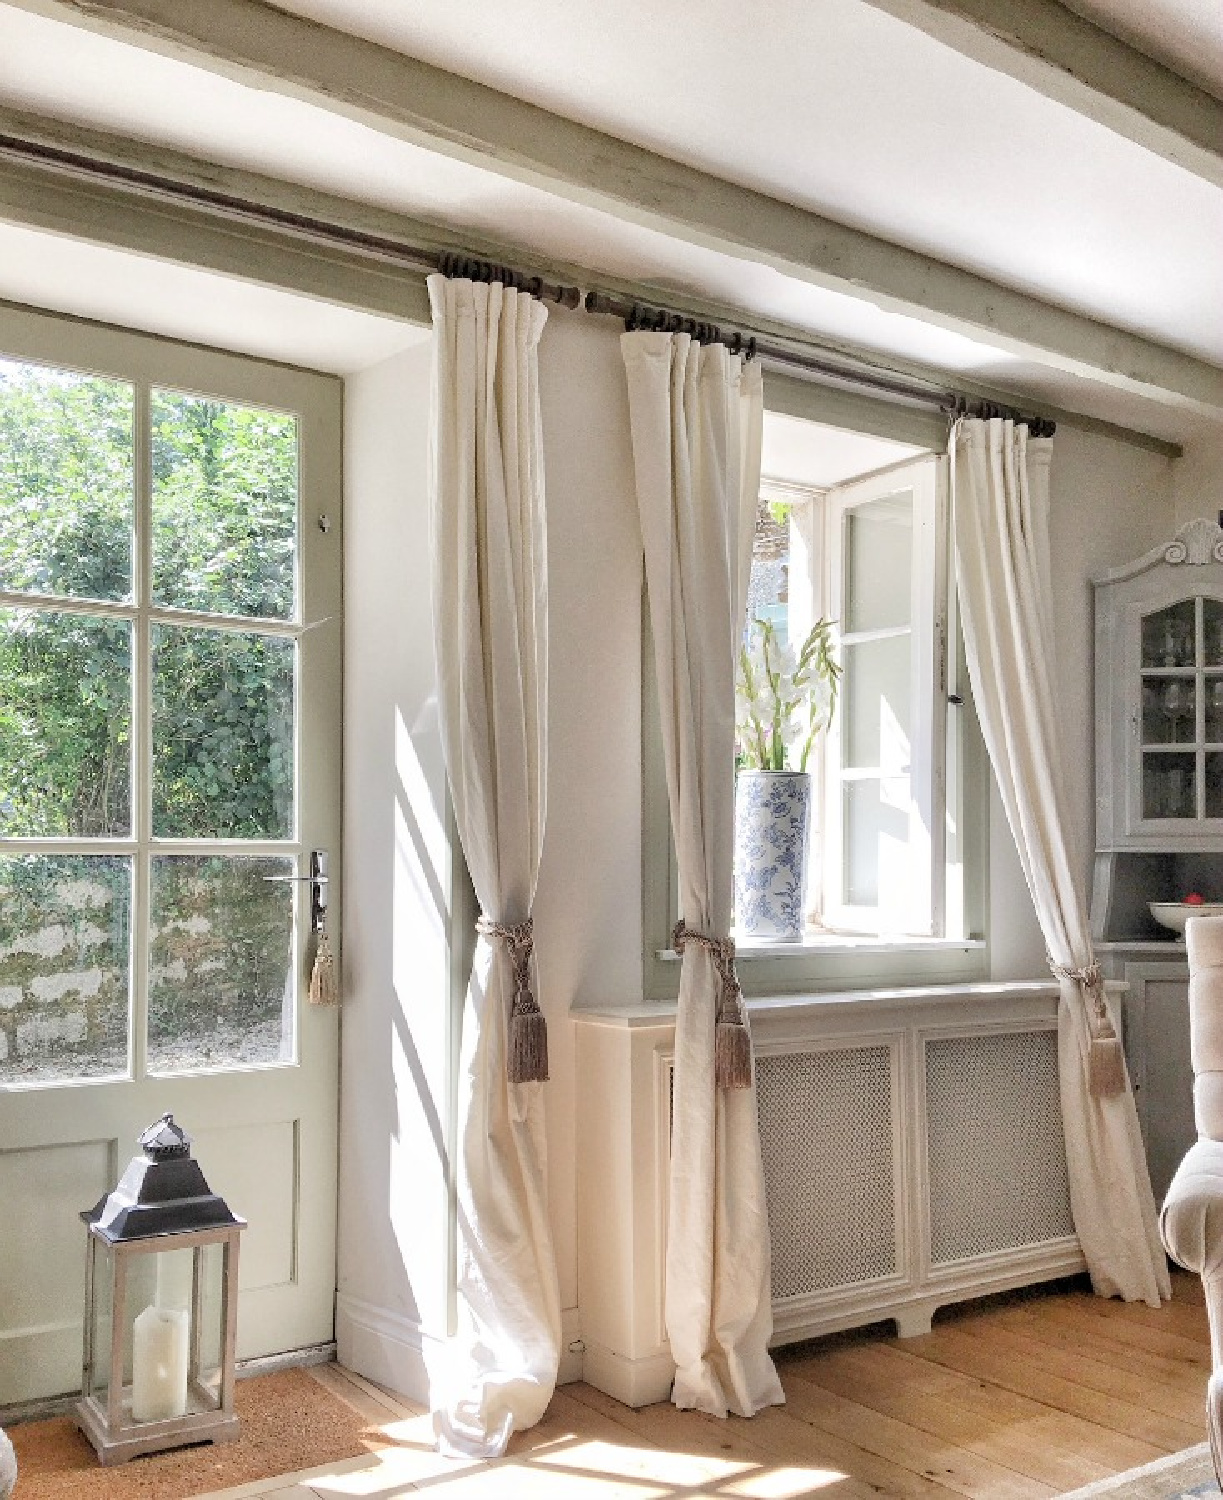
1143,753 -> 1196,819
1161,678 -> 1194,744
1206,600 -> 1223,667
1208,753 -> 1223,819
1143,601 -> 1197,670
1208,677 -> 1223,743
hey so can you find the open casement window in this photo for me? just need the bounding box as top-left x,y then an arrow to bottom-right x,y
822,456 -> 948,936
642,413 -> 986,1001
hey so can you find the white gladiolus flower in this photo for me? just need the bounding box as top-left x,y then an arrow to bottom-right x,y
735,617 -> 841,772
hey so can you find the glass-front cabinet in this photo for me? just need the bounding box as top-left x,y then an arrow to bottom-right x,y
1091,518 -> 1223,1203
1094,518 -> 1223,857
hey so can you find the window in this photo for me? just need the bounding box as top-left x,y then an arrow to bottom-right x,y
643,407 -> 986,999
0,327 -> 339,1085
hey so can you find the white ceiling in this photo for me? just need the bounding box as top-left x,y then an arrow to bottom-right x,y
763,417 -> 927,489
267,0 -> 1223,363
0,0 -> 1219,452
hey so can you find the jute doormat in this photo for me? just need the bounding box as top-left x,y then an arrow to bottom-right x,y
1056,1445 -> 1219,1500
8,1368 -> 377,1500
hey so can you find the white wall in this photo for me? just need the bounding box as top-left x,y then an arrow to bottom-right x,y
533,313 -> 645,1316
1172,435 -> 1223,527
338,337 -> 455,1394
988,425 -> 1175,979
338,310 -> 644,1394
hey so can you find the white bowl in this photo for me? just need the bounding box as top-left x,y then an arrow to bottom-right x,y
1149,901 -> 1223,935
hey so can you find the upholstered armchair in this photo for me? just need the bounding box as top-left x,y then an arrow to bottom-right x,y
1160,913 -> 1223,1479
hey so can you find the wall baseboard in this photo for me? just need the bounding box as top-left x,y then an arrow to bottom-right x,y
0,1342 -> 342,1426
581,1337 -> 674,1408
335,1292 -> 435,1407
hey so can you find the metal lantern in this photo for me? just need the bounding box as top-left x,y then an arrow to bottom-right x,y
76,1114 -> 247,1465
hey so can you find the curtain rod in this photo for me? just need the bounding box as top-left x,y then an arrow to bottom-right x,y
585,292 -> 1056,434
0,130 -> 1060,430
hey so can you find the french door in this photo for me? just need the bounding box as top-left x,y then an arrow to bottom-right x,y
0,305 -> 341,1406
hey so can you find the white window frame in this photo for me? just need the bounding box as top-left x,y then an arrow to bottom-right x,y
821,455 -> 947,938
640,396 -> 987,1002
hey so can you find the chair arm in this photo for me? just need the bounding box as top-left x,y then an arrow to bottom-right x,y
1161,1139 -> 1223,1279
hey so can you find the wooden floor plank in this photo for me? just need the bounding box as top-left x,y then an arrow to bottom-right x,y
1033,1293 -> 1211,1366
901,1322 -> 1205,1452
949,1316 -> 1204,1424
787,1341 -> 1157,1487
780,1368 -> 1057,1500
195,1276 -> 1214,1500
567,1379 -> 958,1500
991,1301 -> 1206,1397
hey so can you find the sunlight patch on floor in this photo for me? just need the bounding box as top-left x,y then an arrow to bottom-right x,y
723,1467 -> 851,1498
529,1434 -> 753,1483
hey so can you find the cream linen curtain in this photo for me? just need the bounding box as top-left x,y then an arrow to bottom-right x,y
952,416 -> 1169,1305
427,274 -> 561,1456
621,331 -> 785,1417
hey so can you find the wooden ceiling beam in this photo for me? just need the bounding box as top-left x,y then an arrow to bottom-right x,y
5,0 -> 1223,416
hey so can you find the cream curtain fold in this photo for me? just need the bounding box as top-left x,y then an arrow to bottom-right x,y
426,274 -> 561,1456
621,330 -> 785,1417
952,415 -> 1169,1306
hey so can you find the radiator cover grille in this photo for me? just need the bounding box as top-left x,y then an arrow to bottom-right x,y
925,1030 -> 1074,1264
756,1046 -> 897,1298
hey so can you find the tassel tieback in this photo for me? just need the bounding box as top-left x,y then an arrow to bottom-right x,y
1048,956 -> 1126,1098
477,914 -> 549,1084
308,916 -> 339,1006
672,921 -> 753,1089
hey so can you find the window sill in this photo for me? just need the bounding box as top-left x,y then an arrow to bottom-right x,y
655,935 -> 986,961
573,972 -> 1116,1032
575,976 -> 1115,1029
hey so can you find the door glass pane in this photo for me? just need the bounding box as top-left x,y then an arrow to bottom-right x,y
1141,675 -> 1196,746
1209,676 -> 1223,745
0,610 -> 131,836
1141,601 -> 1196,669
843,635 -> 911,770
844,491 -> 912,633
1142,752 -> 1196,819
1207,753 -> 1223,819
151,391 -> 298,620
0,854 -> 131,1086
0,358 -> 134,602
844,777 -> 910,910
148,855 -> 294,1074
1205,600 -> 1223,669
152,625 -> 295,839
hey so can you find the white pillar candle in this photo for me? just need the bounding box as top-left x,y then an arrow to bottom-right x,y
131,1304 -> 189,1422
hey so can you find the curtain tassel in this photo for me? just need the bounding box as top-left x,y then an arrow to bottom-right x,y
715,1001 -> 753,1089
309,919 -> 339,1006
1088,1025 -> 1126,1098
478,914 -> 549,1083
510,989 -> 549,1084
1049,957 -> 1124,1098
674,922 -> 753,1089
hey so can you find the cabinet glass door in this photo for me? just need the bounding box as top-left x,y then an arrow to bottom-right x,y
1139,597 -> 1223,823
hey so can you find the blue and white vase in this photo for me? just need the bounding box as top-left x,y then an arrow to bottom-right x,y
733,770 -> 812,943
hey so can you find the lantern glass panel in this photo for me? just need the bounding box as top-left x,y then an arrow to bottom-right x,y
87,1238 -> 114,1406
192,1242 -> 227,1411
